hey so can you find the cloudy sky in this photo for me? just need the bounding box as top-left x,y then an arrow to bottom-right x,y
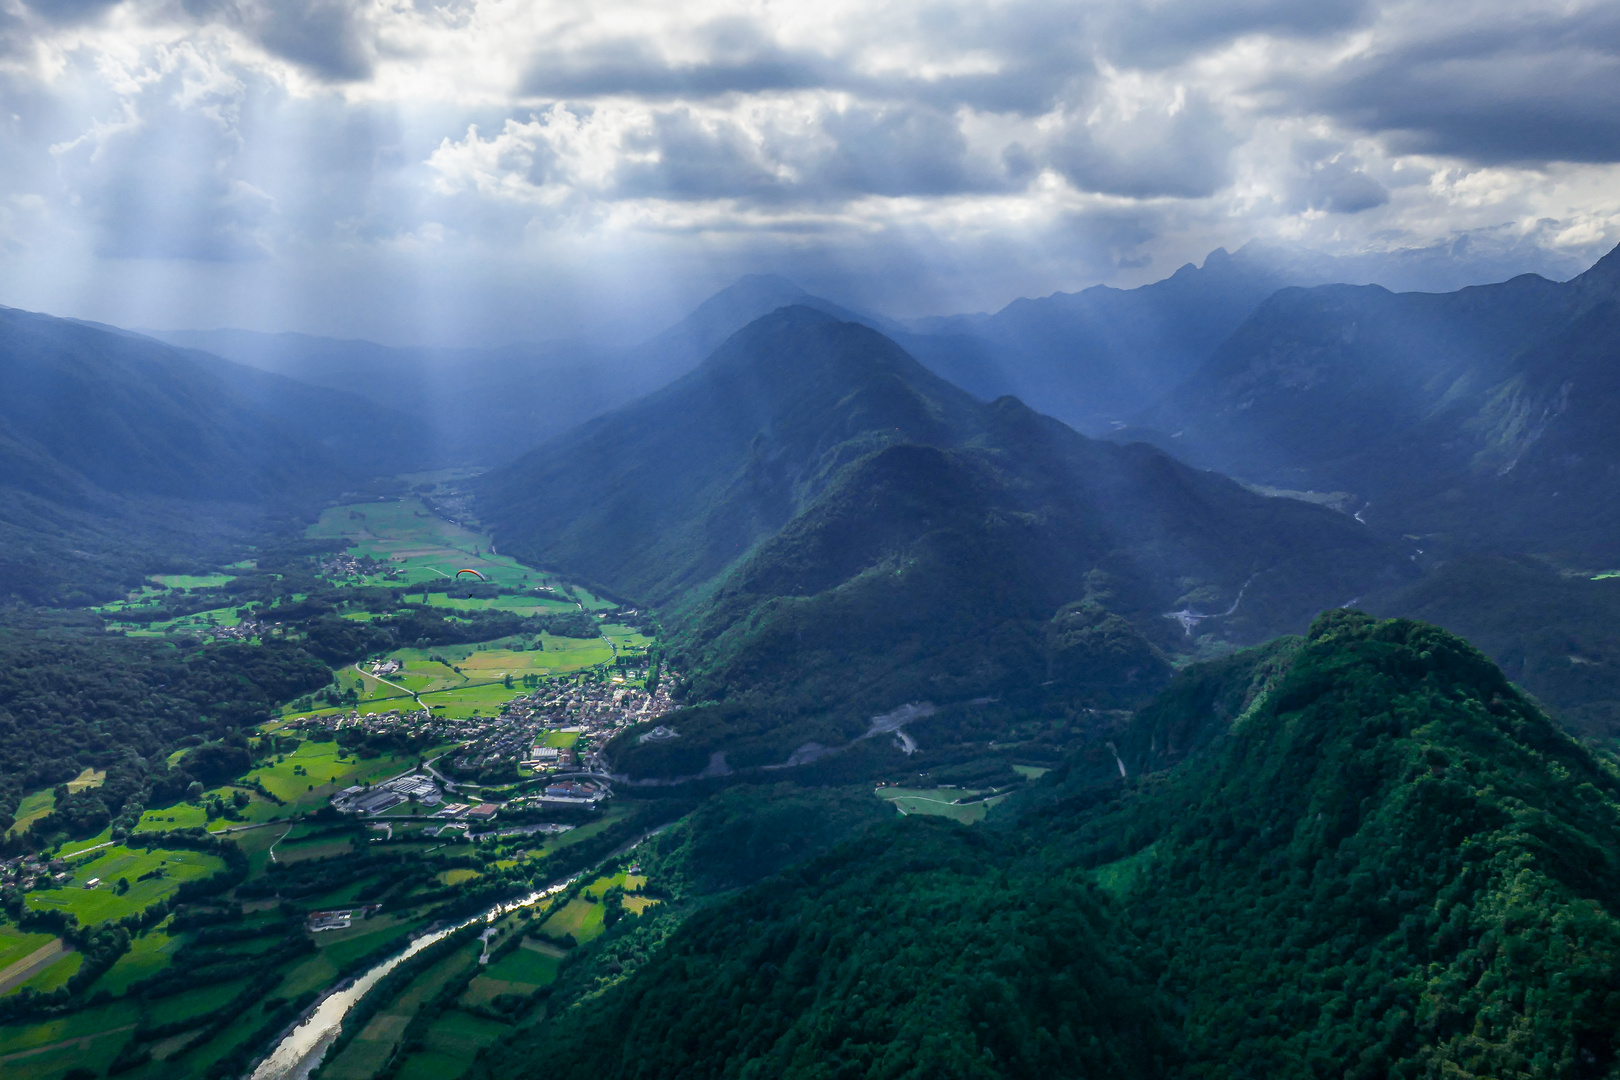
0,0 -> 1616,344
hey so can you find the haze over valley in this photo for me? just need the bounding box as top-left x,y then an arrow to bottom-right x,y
3,1 -> 1620,1078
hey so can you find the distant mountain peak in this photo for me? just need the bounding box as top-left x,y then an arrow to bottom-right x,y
1570,241 -> 1620,299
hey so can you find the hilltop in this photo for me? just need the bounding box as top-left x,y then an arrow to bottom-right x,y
474,611 -> 1620,1079
479,306 -> 1407,773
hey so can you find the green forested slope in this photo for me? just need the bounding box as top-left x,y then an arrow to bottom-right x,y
482,307 -> 1404,771
477,612 -> 1620,1079
0,305 -> 423,603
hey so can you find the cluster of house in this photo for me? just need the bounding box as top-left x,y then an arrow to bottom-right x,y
197,618 -> 264,643
317,554 -> 397,580
0,854 -> 69,891
332,773 -> 443,815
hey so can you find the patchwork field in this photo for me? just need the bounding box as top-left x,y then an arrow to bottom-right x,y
306,500 -> 546,589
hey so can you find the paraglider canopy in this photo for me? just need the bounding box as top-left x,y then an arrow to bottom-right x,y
455,568 -> 486,581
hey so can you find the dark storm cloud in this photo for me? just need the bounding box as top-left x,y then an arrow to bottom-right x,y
520,8 -> 1094,114
1292,5 -> 1620,164
183,0 -> 374,81
1103,0 -> 1374,67
1047,92 -> 1238,199
1286,141 -> 1389,214
22,0 -> 122,24
522,19 -> 828,99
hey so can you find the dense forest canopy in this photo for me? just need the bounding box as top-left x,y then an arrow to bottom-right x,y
475,612 -> 1620,1079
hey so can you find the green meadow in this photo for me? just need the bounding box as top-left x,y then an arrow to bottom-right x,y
151,574 -> 235,590
245,740 -> 416,807
877,787 -> 1007,824
306,499 -> 544,588
0,926 -> 57,975
24,846 -> 223,925
539,897 -> 605,944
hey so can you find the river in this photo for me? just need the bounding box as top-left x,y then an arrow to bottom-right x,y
247,824 -> 670,1080
247,878 -> 574,1080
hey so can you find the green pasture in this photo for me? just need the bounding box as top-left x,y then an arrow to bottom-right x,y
599,622 -> 655,653
143,978 -> 251,1028
419,592 -> 576,615
415,1010 -> 508,1064
0,999 -> 141,1080
462,943 -> 559,1005
583,871 -> 646,899
152,574 -> 234,590
98,930 -> 181,996
245,740 -> 414,806
7,790 -> 55,838
317,916 -> 427,972
6,770 -> 106,839
25,846 -> 223,924
7,950 -> 80,996
324,942 -> 481,1080
59,830 -> 117,856
877,787 -> 1006,824
306,500 -> 539,587
0,926 -> 57,974
1011,765 -> 1051,780
538,897 -> 605,944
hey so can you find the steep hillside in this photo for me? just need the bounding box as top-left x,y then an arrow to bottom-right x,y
1367,555 -> 1620,742
895,246 -> 1296,432
148,275 -> 878,466
0,305 -> 412,602
480,307 -> 1404,765
476,612 -> 1620,1079
1137,244 -> 1620,557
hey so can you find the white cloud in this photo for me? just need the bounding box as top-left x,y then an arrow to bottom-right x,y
0,0 -> 1614,340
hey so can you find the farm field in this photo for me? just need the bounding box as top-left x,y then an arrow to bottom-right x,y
306,500 -> 546,589
8,770 -> 105,839
539,897 -> 605,944
0,927 -> 57,975
877,787 -> 1008,824
245,740 -> 416,807
152,573 -> 235,590
6,790 -> 55,838
97,932 -> 181,996
410,1010 -> 510,1074
0,999 -> 141,1080
24,846 -> 224,924
583,870 -> 646,898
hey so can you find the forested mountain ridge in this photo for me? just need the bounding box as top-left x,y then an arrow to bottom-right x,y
480,306 -> 1408,774
1135,242 -> 1620,557
895,245 -> 1295,432
147,274 -> 881,466
0,305 -> 418,602
475,611 -> 1620,1079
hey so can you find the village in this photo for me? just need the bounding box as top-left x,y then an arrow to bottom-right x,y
295,669 -> 680,829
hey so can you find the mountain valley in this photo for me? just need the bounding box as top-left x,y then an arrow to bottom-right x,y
2,246 -> 1620,1080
